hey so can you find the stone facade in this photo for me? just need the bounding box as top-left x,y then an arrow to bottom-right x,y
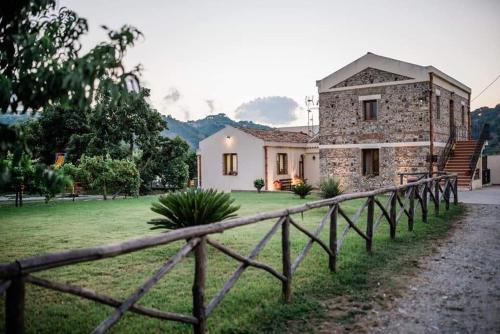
430,83 -> 469,142
320,146 -> 430,191
319,76 -> 469,192
332,67 -> 413,88
320,82 -> 430,145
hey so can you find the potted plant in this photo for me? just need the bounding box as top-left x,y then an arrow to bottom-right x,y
291,180 -> 313,199
254,178 -> 265,193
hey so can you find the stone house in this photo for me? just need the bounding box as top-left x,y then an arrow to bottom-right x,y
197,126 -> 319,191
316,52 -> 482,191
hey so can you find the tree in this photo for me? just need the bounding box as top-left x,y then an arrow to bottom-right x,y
138,136 -> 191,192
1,0 -> 142,183
33,165 -> 73,203
86,88 -> 165,160
157,137 -> 190,190
23,104 -> 90,164
79,155 -> 139,200
187,150 -> 198,181
2,152 -> 35,206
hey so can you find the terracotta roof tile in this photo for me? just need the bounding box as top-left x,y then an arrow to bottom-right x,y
238,127 -> 311,143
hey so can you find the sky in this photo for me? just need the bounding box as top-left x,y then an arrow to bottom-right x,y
62,0 -> 500,126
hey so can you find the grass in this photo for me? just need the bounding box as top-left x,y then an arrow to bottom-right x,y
0,192 -> 463,333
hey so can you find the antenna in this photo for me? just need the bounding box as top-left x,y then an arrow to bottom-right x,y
304,95 -> 318,137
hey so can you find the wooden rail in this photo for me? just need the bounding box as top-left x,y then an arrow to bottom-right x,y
0,174 -> 459,334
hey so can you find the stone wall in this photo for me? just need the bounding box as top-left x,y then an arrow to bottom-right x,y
320,146 -> 430,192
319,82 -> 431,145
332,68 -> 413,88
430,83 -> 469,142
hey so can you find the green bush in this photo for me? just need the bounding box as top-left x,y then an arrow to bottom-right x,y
33,166 -> 73,203
253,178 -> 265,192
149,188 -> 240,230
291,181 -> 313,199
79,156 -> 140,199
319,177 -> 343,199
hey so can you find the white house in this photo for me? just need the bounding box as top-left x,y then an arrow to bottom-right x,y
197,126 -> 319,191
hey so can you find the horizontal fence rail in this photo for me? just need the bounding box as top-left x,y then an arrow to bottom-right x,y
0,174 -> 459,334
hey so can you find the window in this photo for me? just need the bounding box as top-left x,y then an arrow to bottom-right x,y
461,105 -> 465,124
277,153 -> 288,175
363,100 -> 378,120
223,153 -> 237,175
436,95 -> 441,119
362,149 -> 379,176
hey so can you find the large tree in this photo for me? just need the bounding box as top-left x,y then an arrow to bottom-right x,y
0,0 -> 142,186
86,88 -> 165,160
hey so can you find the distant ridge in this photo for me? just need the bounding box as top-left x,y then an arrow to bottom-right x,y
162,113 -> 270,148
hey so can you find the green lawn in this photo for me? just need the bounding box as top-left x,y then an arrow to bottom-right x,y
0,192 -> 463,333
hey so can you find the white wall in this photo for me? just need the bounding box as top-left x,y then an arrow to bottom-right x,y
471,146 -> 485,190
304,150 -> 320,187
488,154 -> 500,185
199,126 -> 265,191
266,146 -> 306,190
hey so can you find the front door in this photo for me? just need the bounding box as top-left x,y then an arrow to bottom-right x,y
299,155 -> 304,180
449,99 -> 455,136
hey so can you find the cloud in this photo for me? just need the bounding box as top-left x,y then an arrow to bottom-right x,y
234,96 -> 300,125
205,99 -> 215,114
180,106 -> 190,121
163,87 -> 181,103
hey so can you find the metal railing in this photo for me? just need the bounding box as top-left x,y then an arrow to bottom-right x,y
469,123 -> 490,177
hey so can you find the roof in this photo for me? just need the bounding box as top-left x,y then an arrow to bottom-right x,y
316,52 -> 471,94
238,127 -> 311,143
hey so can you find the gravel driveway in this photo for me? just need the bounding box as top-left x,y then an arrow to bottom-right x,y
369,204 -> 500,333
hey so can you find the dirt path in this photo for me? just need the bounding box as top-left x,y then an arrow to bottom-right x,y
365,204 -> 500,333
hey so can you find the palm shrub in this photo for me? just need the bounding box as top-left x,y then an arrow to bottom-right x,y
149,188 -> 240,230
319,177 -> 343,199
291,181 -> 313,199
253,178 -> 265,193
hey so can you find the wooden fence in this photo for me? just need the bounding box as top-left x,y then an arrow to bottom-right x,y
0,174 -> 459,334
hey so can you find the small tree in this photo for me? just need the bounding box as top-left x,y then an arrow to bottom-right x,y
161,157 -> 189,190
79,156 -> 140,199
33,166 -> 73,203
149,188 -> 240,230
3,153 -> 35,206
253,178 -> 265,193
107,159 -> 140,198
319,177 -> 343,199
291,181 -> 313,199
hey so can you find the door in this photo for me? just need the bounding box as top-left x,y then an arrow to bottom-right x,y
449,99 -> 455,136
299,155 -> 304,180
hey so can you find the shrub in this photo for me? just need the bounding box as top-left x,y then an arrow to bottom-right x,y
319,177 -> 343,199
291,181 -> 313,199
79,156 -> 140,199
254,178 -> 265,192
33,166 -> 73,203
149,188 -> 240,230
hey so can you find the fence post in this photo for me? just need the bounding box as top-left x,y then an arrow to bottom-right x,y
329,205 -> 338,272
434,179 -> 440,216
282,215 -> 292,303
444,180 -> 450,211
408,186 -> 415,231
366,196 -> 374,252
453,176 -> 458,205
193,237 -> 207,334
389,191 -> 397,239
6,275 -> 25,334
422,183 -> 428,223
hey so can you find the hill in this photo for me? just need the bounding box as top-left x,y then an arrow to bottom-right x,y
162,113 -> 270,148
471,103 -> 500,155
